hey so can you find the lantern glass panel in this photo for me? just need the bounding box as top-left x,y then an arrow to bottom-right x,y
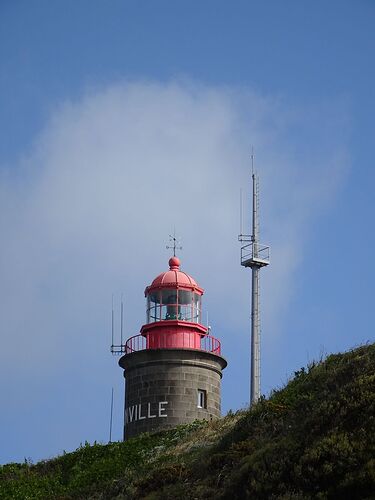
178,290 -> 192,321
193,293 -> 202,323
161,289 -> 179,320
147,291 -> 161,323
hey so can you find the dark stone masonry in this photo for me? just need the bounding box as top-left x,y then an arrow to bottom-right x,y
119,348 -> 227,439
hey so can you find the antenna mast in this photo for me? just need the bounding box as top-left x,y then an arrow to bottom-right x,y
109,387 -> 114,443
111,295 -> 126,355
238,152 -> 270,405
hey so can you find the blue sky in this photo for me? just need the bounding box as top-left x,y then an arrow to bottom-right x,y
1,1 -> 374,464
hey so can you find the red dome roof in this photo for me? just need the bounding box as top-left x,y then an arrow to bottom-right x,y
145,257 -> 204,295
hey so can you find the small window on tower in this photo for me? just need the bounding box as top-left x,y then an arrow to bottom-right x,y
197,389 -> 207,409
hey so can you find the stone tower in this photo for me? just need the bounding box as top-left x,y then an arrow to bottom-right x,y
118,256 -> 227,439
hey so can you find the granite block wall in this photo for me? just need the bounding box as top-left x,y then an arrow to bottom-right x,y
119,349 -> 227,439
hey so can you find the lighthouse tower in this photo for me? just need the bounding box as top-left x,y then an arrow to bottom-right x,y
117,256 -> 227,439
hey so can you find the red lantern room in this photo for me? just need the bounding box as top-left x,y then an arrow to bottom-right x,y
124,256 -> 221,355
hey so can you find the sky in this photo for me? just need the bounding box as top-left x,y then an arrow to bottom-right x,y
0,0 -> 374,464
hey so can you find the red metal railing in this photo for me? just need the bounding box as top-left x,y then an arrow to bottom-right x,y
125,334 -> 146,354
124,331 -> 221,355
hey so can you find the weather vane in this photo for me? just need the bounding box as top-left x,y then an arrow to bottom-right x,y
166,230 -> 182,257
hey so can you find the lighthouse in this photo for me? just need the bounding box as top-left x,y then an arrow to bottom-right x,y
115,255 -> 227,440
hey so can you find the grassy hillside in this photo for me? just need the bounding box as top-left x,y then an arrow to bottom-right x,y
1,343 -> 374,499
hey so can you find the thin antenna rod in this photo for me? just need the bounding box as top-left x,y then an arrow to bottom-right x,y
111,294 -> 114,347
120,295 -> 124,347
240,188 -> 243,235
252,171 -> 259,250
109,387 -> 114,443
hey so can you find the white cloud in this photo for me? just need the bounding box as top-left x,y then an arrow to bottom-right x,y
0,80 -> 349,462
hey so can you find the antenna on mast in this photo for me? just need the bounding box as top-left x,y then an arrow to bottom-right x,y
120,294 -> 124,347
240,188 -> 243,235
110,295 -> 126,355
238,151 -> 270,405
111,294 -> 114,348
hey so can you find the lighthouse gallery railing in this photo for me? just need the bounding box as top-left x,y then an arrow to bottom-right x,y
121,332 -> 221,355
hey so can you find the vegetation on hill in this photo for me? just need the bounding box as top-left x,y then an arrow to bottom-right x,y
1,343 -> 374,499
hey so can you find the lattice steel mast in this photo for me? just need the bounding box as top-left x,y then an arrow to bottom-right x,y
239,154 -> 270,405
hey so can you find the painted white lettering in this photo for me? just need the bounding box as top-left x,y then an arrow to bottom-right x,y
129,405 -> 136,423
138,403 -> 146,420
147,402 -> 156,418
126,400 -> 168,423
158,401 -> 168,417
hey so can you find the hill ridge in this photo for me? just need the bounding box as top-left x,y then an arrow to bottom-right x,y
1,343 -> 374,499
